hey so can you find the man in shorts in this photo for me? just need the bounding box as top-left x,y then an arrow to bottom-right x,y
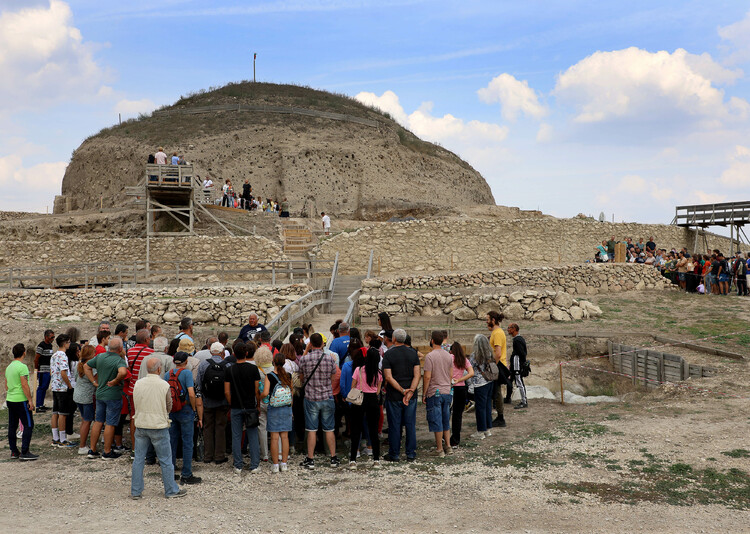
297,333 -> 339,469
84,336 -> 128,460
422,331 -> 454,457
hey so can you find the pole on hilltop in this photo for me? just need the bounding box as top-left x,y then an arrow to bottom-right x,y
253,52 -> 257,82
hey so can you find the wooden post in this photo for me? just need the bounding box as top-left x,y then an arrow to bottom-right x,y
176,262 -> 180,286
272,262 -> 276,285
631,351 -> 637,385
220,261 -> 225,285
49,266 -> 54,288
84,264 -> 89,290
559,363 -> 565,405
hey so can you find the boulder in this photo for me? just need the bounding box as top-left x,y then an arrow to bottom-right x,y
579,300 -> 603,317
569,306 -> 584,321
531,309 -> 551,321
549,306 -> 571,322
451,306 -> 477,321
502,302 -> 525,320
553,291 -> 574,309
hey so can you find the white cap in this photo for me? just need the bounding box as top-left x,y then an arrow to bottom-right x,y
210,342 -> 224,354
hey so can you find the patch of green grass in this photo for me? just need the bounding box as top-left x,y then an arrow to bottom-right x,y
722,449 -> 750,458
606,413 -> 621,420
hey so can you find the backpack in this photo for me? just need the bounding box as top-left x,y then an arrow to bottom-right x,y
269,372 -> 292,407
480,361 -> 500,382
521,360 -> 531,378
201,360 -> 226,401
168,369 -> 187,413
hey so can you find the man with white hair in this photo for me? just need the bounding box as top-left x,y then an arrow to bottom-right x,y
89,320 -> 111,346
131,357 -> 186,499
138,337 -> 174,380
239,313 -> 267,343
197,342 -> 230,464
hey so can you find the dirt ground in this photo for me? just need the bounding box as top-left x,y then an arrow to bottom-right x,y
0,289 -> 749,533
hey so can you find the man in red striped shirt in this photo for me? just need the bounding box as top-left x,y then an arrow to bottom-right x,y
126,329 -> 154,450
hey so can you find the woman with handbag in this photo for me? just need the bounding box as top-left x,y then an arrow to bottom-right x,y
467,335 -> 495,440
346,347 -> 382,470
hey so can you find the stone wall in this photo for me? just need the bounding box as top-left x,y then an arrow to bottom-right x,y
314,217 -> 734,275
0,235 -> 286,269
0,283 -> 312,326
358,288 -> 603,323
362,263 -> 668,295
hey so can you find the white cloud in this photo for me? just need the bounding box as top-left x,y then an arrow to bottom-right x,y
115,98 -> 157,117
718,11 -> 750,65
536,123 -> 553,143
0,0 -> 110,111
694,190 -> 727,204
613,174 -> 673,201
719,145 -> 750,188
477,73 -> 547,120
0,153 -> 66,208
553,47 -> 745,124
355,90 -> 508,150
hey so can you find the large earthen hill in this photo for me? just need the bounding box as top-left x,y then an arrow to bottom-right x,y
55,82 -> 495,218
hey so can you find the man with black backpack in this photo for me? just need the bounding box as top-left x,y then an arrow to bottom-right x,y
197,342 -> 229,464
507,323 -> 528,409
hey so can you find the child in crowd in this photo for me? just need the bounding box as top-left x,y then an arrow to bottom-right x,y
267,352 -> 294,473
50,334 -> 74,447
74,344 -> 97,455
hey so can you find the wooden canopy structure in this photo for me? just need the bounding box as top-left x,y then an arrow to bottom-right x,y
672,201 -> 750,254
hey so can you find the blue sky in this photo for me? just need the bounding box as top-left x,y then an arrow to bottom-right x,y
1,0 -> 750,225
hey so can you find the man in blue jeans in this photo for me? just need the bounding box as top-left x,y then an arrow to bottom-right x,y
423,330 -> 454,457
382,329 -> 421,462
297,333 -> 340,469
165,352 -> 202,484
131,357 -> 186,499
224,342 -> 262,475
34,330 -> 55,412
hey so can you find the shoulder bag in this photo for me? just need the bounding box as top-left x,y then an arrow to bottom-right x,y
345,366 -> 364,405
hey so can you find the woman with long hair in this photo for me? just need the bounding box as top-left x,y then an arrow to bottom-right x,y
301,324 -> 314,345
449,342 -> 474,448
267,352 -> 293,473
73,344 -> 97,455
377,312 -> 393,335
347,347 -> 382,469
467,335 -> 494,440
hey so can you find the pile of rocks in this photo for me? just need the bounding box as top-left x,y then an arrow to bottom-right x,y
359,289 -> 603,322
363,263 -> 668,295
0,283 -> 312,325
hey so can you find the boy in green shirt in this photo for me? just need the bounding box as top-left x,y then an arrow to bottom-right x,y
5,343 -> 39,460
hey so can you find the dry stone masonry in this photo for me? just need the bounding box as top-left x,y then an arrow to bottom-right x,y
315,217 -> 733,275
0,283 -> 311,326
362,263 -> 669,295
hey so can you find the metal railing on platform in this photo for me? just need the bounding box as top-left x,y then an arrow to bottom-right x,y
0,259 -> 336,290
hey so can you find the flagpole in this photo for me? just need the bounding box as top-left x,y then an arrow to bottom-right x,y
253,52 -> 256,82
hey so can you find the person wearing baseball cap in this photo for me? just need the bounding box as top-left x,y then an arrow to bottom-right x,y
197,343 -> 230,464
165,352 -> 202,485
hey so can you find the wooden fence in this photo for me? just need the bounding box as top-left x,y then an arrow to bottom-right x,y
609,342 -> 717,387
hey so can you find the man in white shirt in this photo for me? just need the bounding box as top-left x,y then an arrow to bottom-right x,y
321,212 -> 331,236
154,147 -> 168,165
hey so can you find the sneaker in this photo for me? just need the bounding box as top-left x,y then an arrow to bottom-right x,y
19,452 -> 39,461
101,451 -> 122,460
471,432 -> 486,440
280,463 -> 288,472
10,451 -> 20,460
233,467 -> 242,475
271,463 -> 280,473
113,445 -> 127,453
35,406 -> 48,413
464,401 -> 475,413
504,398 -> 512,404
87,450 -> 100,459
406,457 -> 417,463
166,489 -> 188,499
51,439 -> 60,447
382,454 -> 400,463
372,460 -> 381,469
16,429 -> 23,439
300,457 -> 315,470
330,456 -> 340,468
484,430 -> 492,438
445,446 -> 454,456
78,447 -> 89,455
58,440 -> 77,449
68,433 -> 80,440
249,467 -> 261,474
365,447 -> 373,457
348,461 -> 357,471
174,474 -> 180,481
356,450 -> 360,459
514,402 -> 528,410
214,458 -> 228,465
130,494 -> 142,500
180,475 -> 202,485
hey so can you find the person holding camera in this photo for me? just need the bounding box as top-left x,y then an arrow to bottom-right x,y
508,323 -> 528,409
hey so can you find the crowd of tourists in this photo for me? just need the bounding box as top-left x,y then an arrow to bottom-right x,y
595,236 -> 749,296
5,311 -> 529,498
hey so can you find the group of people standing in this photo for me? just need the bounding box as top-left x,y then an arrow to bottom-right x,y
5,309 -> 529,499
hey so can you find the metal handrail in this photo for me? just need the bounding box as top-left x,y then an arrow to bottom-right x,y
343,289 -> 361,325
327,252 -> 339,313
268,289 -> 332,342
366,249 -> 375,279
